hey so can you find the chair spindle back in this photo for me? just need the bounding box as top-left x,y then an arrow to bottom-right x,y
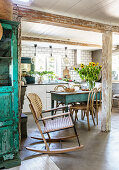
72,84 -> 81,91
27,93 -> 43,119
54,85 -> 67,92
87,88 -> 97,111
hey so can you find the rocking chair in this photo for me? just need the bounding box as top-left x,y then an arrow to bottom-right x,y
26,93 -> 83,154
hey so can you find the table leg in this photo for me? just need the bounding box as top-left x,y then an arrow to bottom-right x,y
51,99 -> 54,115
65,102 -> 68,112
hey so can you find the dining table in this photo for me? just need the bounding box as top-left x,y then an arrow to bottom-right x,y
50,90 -> 101,115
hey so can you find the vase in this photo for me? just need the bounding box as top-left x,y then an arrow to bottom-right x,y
87,80 -> 95,90
38,76 -> 43,84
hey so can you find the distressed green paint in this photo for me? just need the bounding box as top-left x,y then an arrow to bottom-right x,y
0,19 -> 21,168
51,92 -> 101,113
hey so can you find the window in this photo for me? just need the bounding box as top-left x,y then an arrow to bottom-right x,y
35,54 -> 61,77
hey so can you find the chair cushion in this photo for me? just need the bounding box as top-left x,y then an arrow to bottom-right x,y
43,116 -> 73,133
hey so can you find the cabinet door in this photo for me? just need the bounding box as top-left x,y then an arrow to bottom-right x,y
0,21 -> 20,167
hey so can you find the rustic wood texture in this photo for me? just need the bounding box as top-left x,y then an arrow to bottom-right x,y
0,24 -> 3,40
0,0 -> 13,20
13,6 -> 22,149
15,6 -> 119,33
102,31 -> 112,132
18,21 -> 22,149
21,36 -> 102,48
0,20 -> 21,169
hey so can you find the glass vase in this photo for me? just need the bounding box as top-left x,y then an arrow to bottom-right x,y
87,80 -> 95,90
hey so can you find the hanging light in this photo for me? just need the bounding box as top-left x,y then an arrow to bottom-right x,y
65,47 -> 67,57
34,44 -> 37,56
31,44 -> 37,64
49,45 -> 52,57
49,45 -> 54,61
63,47 -> 70,65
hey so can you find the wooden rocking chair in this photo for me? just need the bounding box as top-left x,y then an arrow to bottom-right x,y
26,93 -> 84,154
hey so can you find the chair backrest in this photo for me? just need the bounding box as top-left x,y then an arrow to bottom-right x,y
72,84 -> 81,91
27,93 -> 42,120
87,88 -> 97,111
54,85 -> 67,92
97,86 -> 102,105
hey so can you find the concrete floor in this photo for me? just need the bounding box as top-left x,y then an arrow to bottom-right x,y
20,107 -> 119,170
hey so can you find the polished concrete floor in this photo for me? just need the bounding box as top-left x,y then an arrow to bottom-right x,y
6,156 -> 60,170
20,107 -> 119,170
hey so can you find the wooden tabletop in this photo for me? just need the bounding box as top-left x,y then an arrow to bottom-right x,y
50,90 -> 90,95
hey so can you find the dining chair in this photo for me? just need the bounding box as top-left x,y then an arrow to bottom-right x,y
71,84 -> 81,91
26,93 -> 84,154
94,86 -> 102,125
54,85 -> 67,112
70,88 -> 97,130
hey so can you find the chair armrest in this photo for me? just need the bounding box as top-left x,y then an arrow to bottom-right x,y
42,112 -> 70,120
42,105 -> 68,113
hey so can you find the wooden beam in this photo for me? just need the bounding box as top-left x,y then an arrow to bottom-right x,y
101,31 -> 112,132
13,5 -> 119,33
21,36 -> 102,48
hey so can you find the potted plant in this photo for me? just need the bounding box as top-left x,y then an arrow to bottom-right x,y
36,71 -> 55,83
73,62 -> 102,90
47,71 -> 55,82
25,71 -> 35,84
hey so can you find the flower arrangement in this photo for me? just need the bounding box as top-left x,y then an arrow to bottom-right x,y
73,62 -> 102,90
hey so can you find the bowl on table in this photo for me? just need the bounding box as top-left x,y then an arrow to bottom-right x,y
81,89 -> 89,91
65,88 -> 75,92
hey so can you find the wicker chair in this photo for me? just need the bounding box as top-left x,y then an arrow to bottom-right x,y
54,85 -> 67,113
26,93 -> 83,154
70,88 -> 97,130
71,84 -> 81,91
93,86 -> 102,125
54,85 -> 67,92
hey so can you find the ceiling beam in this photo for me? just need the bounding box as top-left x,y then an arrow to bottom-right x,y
21,36 -> 102,48
14,5 -> 119,33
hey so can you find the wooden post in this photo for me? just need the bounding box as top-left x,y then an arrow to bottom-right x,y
13,4 -> 22,148
0,0 -> 13,20
101,31 -> 112,132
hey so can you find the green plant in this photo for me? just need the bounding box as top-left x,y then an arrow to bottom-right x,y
73,62 -> 102,89
74,62 -> 102,82
47,71 -> 55,79
26,70 -> 35,76
36,71 -> 55,77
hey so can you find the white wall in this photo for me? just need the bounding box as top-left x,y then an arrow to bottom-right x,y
21,45 -> 92,81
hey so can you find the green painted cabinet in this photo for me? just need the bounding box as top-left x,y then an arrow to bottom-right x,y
0,20 -> 21,169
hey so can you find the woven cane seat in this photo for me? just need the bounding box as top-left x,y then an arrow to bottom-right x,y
43,116 -> 73,133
